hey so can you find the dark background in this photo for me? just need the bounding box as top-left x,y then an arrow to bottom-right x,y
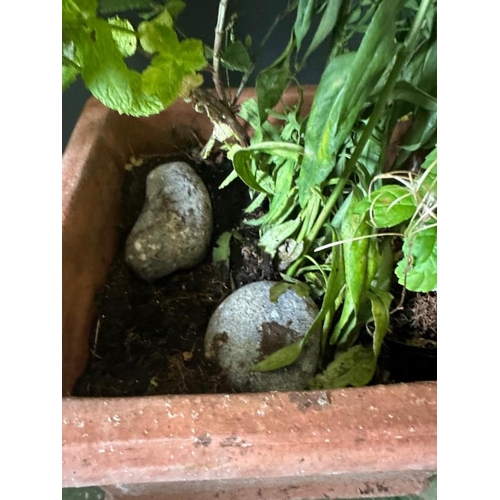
62,0 -> 333,150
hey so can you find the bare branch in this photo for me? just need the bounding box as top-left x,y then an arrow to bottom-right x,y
213,0 -> 229,104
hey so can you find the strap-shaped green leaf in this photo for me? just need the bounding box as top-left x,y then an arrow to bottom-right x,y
298,0 -> 404,206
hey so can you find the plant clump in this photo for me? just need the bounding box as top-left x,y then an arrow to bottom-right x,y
64,0 -> 437,391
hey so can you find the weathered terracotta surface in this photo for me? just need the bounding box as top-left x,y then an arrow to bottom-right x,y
62,87 -> 436,498
63,383 -> 436,497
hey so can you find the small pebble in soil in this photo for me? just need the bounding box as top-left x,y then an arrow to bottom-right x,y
204,281 -> 321,392
125,161 -> 213,282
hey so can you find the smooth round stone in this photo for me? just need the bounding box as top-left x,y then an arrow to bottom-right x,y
205,281 -> 320,392
125,162 -> 212,282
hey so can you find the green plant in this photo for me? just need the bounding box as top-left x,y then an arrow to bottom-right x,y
63,0 -> 437,389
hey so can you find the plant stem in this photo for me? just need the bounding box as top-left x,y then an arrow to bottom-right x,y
213,0 -> 229,104
287,0 -> 433,277
192,88 -> 249,146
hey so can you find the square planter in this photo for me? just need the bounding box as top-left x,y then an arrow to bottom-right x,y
62,87 -> 436,499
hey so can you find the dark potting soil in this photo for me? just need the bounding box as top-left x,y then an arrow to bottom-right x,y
72,154 -> 436,398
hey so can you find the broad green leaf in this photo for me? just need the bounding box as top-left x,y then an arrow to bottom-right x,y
233,151 -> 272,193
221,40 -> 252,72
73,14 -> 204,117
367,288 -> 392,357
62,63 -> 79,90
298,51 -> 354,205
294,0 -> 315,53
396,225 -> 437,292
251,340 -> 304,372
74,19 -> 162,116
362,184 -> 417,228
302,0 -> 342,64
256,60 -> 291,124
298,0 -> 404,206
108,17 -> 137,57
308,345 -> 376,389
212,231 -> 232,264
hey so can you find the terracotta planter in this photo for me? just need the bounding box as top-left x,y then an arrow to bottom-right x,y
62,87 -> 437,499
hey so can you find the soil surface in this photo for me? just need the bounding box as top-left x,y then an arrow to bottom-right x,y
73,154 -> 436,398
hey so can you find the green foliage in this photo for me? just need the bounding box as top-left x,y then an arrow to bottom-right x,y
297,0 -> 404,206
356,147 -> 437,293
62,0 -> 205,116
236,0 -> 437,386
309,345 -> 377,390
63,0 -> 437,389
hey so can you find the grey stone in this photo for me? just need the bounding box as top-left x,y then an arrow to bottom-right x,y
205,281 -> 321,392
125,162 -> 212,282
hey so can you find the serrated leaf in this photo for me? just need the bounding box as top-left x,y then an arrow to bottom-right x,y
308,345 -> 376,389
62,63 -> 79,90
221,40 -> 252,72
138,14 -> 175,54
108,17 -> 137,57
178,73 -> 203,98
298,0 -> 405,206
396,225 -> 437,292
74,19 -> 162,115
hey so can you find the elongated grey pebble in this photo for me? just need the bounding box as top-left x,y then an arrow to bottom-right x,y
125,162 -> 212,281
